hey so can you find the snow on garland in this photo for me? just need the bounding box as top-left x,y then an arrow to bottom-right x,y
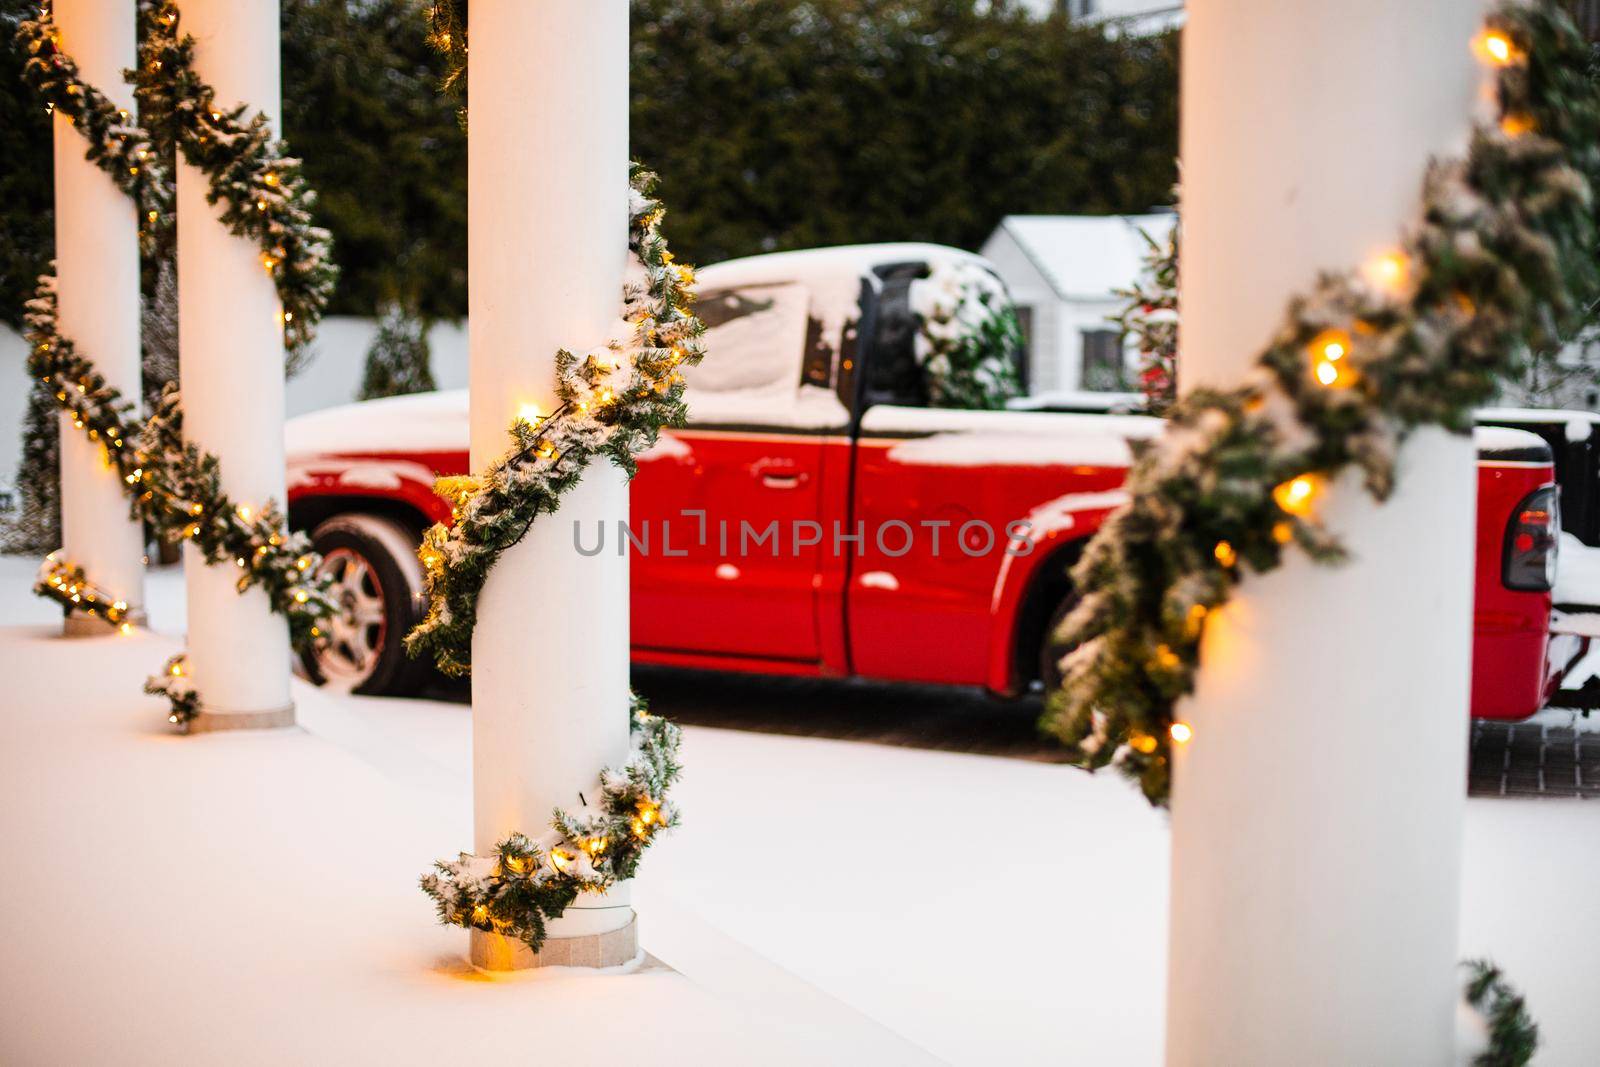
133,0 -> 336,373
908,260 -> 1024,410
410,12 -> 699,948
404,164 -> 707,675
14,7 -> 172,257
13,5 -> 339,726
1042,0 -> 1600,806
1460,958 -> 1539,1066
421,697 -> 682,953
33,554 -> 135,630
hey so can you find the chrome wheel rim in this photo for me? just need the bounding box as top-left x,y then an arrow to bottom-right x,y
313,547 -> 387,687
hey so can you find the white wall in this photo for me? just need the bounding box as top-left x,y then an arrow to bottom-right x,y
979,229 -> 1062,393
284,315 -> 467,417
0,326 -> 30,519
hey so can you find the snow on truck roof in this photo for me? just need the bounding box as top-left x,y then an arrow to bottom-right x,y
696,243 -> 991,289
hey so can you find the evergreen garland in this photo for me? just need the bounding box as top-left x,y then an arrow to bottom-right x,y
133,0 -> 336,374
412,14 -> 695,950
421,697 -> 681,954
1042,0 -> 1600,805
1113,221 -> 1179,416
14,6 -> 171,257
405,164 -> 706,676
33,553 -> 134,629
1462,958 -> 1539,1066
422,0 -> 465,127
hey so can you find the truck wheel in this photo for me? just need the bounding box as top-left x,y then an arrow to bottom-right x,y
1038,593 -> 1078,694
299,513 -> 431,696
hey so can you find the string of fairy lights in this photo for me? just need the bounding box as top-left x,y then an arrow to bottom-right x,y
1043,1 -> 1600,810
134,0 -> 336,372
421,697 -> 682,953
15,2 -> 339,726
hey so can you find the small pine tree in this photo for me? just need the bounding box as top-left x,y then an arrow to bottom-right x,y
142,258 -> 179,407
1113,222 -> 1180,416
2,385 -> 60,553
359,303 -> 436,400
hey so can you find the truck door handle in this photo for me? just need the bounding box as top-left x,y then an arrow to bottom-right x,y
752,459 -> 808,490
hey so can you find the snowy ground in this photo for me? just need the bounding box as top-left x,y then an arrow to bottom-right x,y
1,556 -> 1597,1065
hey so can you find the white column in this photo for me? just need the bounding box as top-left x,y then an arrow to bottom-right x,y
468,1 -> 632,969
175,0 -> 292,727
1166,3 -> 1484,1063
53,0 -> 145,635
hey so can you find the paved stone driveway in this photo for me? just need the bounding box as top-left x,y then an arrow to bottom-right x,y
1469,717 -> 1600,799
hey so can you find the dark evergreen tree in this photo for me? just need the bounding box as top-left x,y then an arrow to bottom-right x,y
629,0 -> 1180,267
281,0 -> 467,320
360,302 -> 436,399
0,1 -> 53,331
2,0 -> 56,550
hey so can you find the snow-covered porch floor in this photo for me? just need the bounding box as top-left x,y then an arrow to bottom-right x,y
0,556 -> 1597,1065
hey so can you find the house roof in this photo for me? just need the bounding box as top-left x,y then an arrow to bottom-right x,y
988,214 -> 1176,301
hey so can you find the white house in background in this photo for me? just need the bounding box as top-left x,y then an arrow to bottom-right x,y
1015,0 -> 1185,34
981,212 -> 1175,396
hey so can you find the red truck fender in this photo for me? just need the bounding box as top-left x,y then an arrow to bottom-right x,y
985,489 -> 1129,695
286,454 -> 454,534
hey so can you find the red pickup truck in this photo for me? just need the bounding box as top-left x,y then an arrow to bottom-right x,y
284,243 -> 1579,719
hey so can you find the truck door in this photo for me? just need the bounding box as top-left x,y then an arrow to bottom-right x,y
630,281 -> 847,662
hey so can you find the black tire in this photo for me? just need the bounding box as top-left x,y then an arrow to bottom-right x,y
1038,592 -> 1078,694
298,513 -> 432,696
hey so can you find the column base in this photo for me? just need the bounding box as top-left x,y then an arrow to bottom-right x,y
186,703 -> 296,733
469,911 -> 638,971
63,610 -> 146,637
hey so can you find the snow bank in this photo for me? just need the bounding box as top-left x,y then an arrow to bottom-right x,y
1555,532 -> 1600,610
3,556 -> 1596,1065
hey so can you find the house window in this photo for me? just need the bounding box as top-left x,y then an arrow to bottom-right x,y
1013,305 -> 1034,392
1081,328 -> 1126,391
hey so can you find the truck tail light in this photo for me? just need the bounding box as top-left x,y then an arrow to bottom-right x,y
1503,485 -> 1560,592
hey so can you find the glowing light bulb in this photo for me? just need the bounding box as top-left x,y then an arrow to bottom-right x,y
1273,475 -> 1322,517
517,401 -> 543,425
1170,722 -> 1193,744
1213,541 -> 1237,568
1500,112 -> 1536,137
1365,250 -> 1409,292
1477,28 -> 1515,65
